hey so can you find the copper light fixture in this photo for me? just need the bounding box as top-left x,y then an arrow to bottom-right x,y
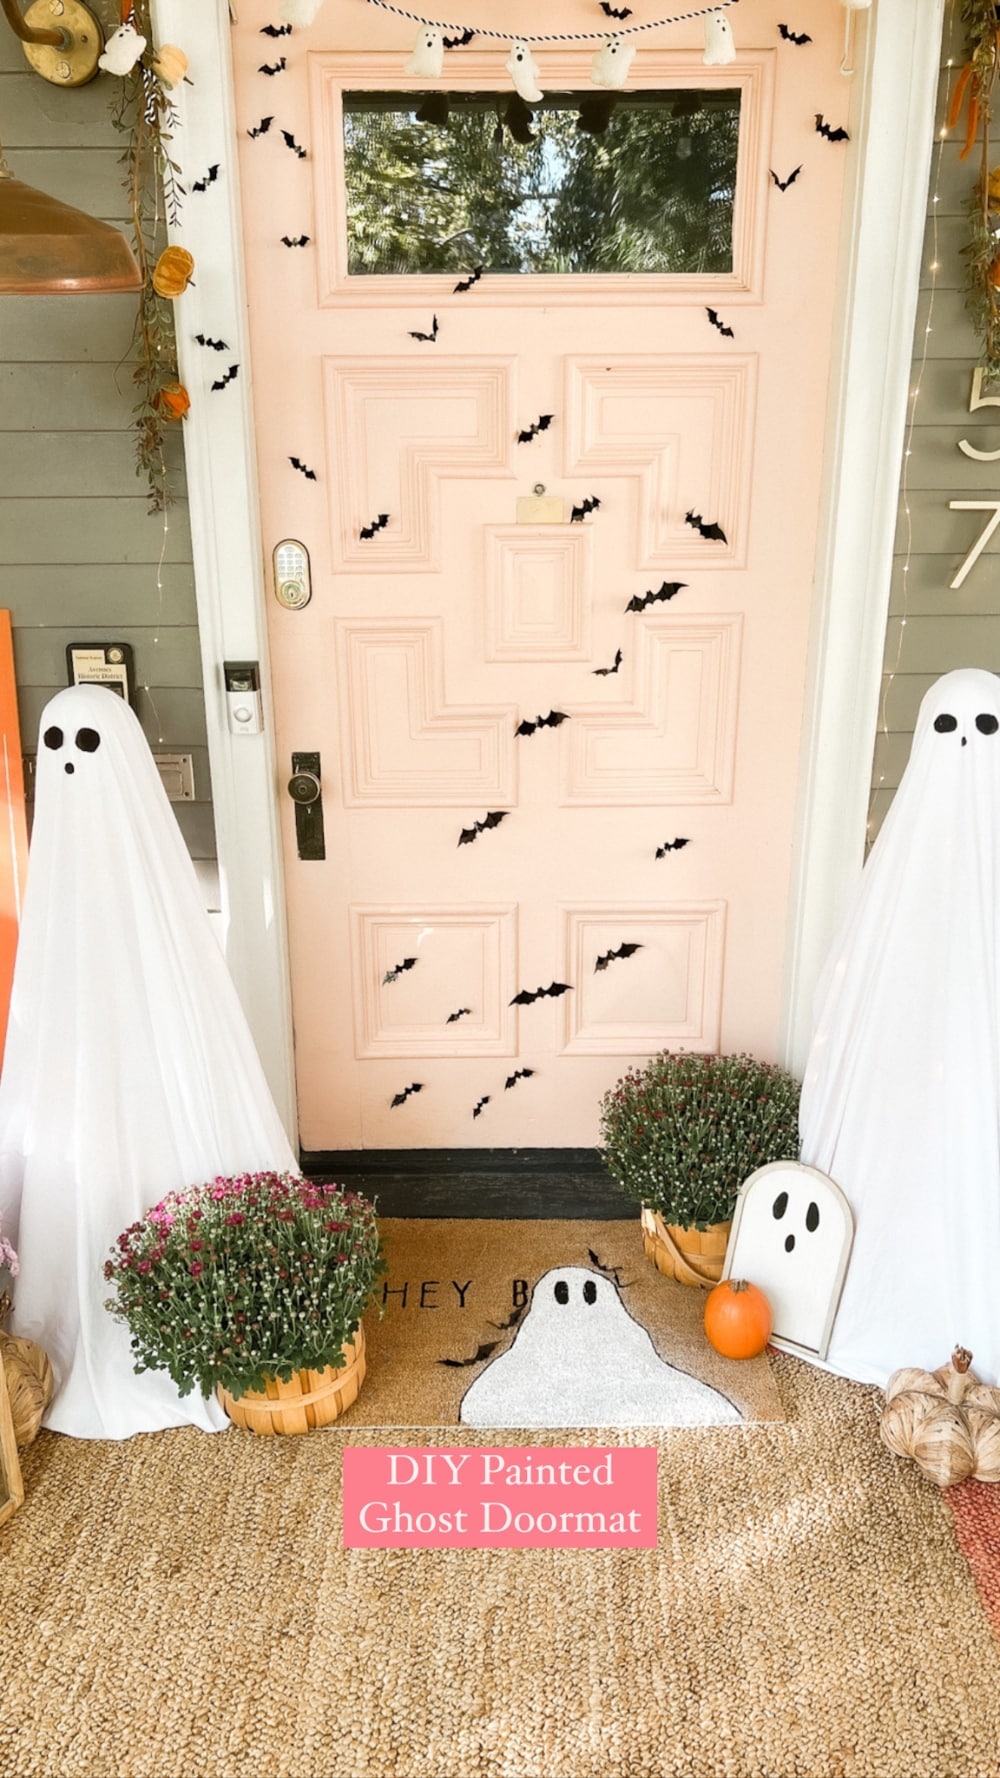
0,0 -> 143,295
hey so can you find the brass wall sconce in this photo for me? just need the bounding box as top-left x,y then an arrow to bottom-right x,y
0,0 -> 143,293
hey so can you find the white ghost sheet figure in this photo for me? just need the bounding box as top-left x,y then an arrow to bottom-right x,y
506,40 -> 544,105
0,686 -> 298,1440
590,38 -> 635,91
404,27 -> 444,80
459,1266 -> 741,1429
799,668 -> 1000,1387
724,1163 -> 854,1361
703,11 -> 736,66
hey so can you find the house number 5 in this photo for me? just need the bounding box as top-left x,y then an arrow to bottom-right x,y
950,369 -> 1000,589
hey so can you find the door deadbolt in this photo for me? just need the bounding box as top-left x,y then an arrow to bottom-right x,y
287,752 -> 325,860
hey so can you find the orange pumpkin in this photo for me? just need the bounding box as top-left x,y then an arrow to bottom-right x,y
703,1278 -> 772,1360
154,381 -> 190,420
152,245 -> 195,299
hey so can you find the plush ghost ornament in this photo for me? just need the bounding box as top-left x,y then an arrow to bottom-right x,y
840,0 -> 872,9
459,1266 -> 742,1428
97,21 -> 147,76
724,1163 -> 854,1361
0,686 -> 298,1439
800,668 -> 1000,1388
506,39 -> 543,104
703,10 -> 736,66
590,38 -> 635,91
280,0 -> 325,26
404,27 -> 444,80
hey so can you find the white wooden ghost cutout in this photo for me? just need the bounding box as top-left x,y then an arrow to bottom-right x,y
0,685 -> 298,1440
703,11 -> 736,66
506,40 -> 544,105
459,1266 -> 741,1428
98,22 -> 147,76
404,27 -> 444,81
724,1164 -> 854,1361
590,38 -> 635,90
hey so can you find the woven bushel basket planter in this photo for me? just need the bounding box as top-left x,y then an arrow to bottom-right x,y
216,1326 -> 366,1436
640,1206 -> 731,1290
0,1330 -> 52,1447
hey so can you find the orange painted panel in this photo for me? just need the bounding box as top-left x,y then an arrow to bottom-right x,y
0,613 -> 28,1066
233,0 -> 851,1149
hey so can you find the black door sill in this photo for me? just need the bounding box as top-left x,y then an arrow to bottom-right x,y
299,1147 -> 633,1219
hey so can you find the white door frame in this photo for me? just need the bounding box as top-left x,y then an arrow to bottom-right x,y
152,0 -> 944,1125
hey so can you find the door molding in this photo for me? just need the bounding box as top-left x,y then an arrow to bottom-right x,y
153,0 -> 943,1118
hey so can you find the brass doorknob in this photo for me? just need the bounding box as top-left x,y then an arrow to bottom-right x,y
287,771 -> 321,806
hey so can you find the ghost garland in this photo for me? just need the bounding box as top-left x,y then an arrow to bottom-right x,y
104,0 -> 190,510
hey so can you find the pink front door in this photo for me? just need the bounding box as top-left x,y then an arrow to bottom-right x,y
233,0 -> 849,1150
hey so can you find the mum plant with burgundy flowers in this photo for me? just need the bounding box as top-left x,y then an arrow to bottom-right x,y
599,1052 -> 801,1231
105,1173 -> 385,1400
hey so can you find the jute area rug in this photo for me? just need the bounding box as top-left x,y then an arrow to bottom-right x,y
357,1219 -> 780,1425
4,1238 -> 1000,1778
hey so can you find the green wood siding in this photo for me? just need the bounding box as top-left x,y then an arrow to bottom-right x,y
0,25 -> 214,861
870,4 -> 1000,842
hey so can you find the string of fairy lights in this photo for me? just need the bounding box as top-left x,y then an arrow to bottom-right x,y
868,47 -> 958,845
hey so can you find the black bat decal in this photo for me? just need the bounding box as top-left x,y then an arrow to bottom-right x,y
417,93 -> 450,126
453,267 -> 483,294
195,333 -> 229,350
594,942 -> 643,972
570,496 -> 601,523
472,1096 -> 490,1119
502,93 -> 534,145
587,1249 -> 628,1288
593,649 -> 622,677
281,235 -> 311,247
625,581 -> 686,613
815,115 -> 850,142
289,456 -> 317,479
778,23 -> 812,43
192,164 -> 220,193
210,364 -> 240,391
259,57 -> 287,74
706,307 -> 734,338
442,27 -> 475,46
770,166 -> 803,191
390,1082 -> 423,1108
438,1339 -> 501,1368
516,711 -> 569,737
685,509 -> 728,543
488,1303 -> 528,1333
458,810 -> 507,846
504,1068 -> 535,1090
409,315 -> 439,342
260,22 -> 292,35
281,129 -> 308,158
517,413 -> 554,443
247,116 -> 274,138
383,956 -> 417,985
446,1007 -> 471,1023
600,2 -> 633,14
510,983 -> 573,1005
577,92 -> 618,136
656,837 -> 690,858
359,513 -> 390,540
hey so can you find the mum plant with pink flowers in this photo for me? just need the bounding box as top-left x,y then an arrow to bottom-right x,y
104,1173 -> 384,1400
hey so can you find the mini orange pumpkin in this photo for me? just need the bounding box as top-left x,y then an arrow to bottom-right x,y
152,245 -> 195,299
703,1278 -> 772,1360
155,381 -> 191,420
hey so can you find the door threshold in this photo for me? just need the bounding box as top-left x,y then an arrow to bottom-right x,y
299,1147 -> 633,1219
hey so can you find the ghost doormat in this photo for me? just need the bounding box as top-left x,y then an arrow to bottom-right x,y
342,1220 -> 782,1428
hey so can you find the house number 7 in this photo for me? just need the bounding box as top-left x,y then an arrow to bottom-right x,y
950,369 -> 1000,588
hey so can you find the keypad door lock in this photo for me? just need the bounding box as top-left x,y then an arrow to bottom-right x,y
287,751 -> 325,860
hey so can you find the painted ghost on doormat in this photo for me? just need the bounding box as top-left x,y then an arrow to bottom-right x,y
0,685 -> 297,1440
459,1266 -> 741,1428
799,668 -> 1000,1387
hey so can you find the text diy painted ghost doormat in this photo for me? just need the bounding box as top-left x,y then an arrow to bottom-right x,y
343,1447 -> 658,1548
